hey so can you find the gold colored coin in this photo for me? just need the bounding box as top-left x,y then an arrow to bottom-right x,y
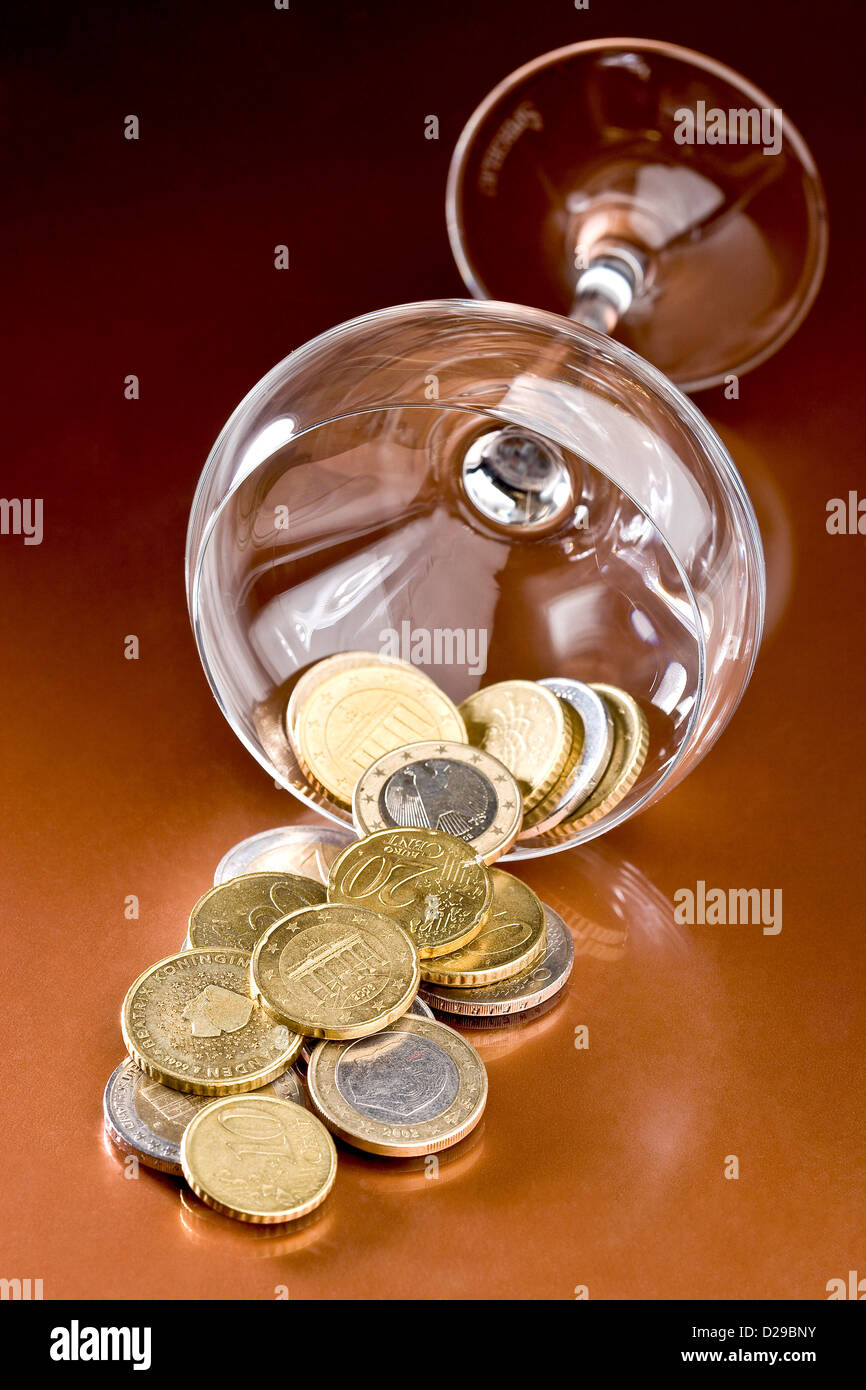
353,739 -> 522,863
459,680 -> 570,812
532,684 -> 649,843
328,827 -> 493,958
306,1014 -> 488,1157
121,949 -> 303,1095
294,665 -> 466,809
286,650 -> 436,744
420,868 -> 546,987
250,902 -> 420,1039
181,1094 -> 337,1223
188,872 -> 326,951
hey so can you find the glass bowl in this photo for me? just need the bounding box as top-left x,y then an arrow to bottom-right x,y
447,38 -> 828,391
186,298 -> 764,859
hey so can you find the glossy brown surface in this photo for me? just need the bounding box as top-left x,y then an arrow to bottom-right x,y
1,0 -> 863,1299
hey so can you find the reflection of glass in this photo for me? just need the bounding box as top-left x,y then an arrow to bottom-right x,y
448,39 -> 827,392
187,300 -> 765,857
520,840 -> 686,963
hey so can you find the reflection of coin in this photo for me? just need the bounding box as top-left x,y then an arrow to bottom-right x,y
459,680 -> 569,812
354,740 -> 522,863
519,679 -> 615,837
103,1059 -> 306,1174
295,666 -> 466,809
306,1015 -> 487,1156
420,869 -> 546,987
420,905 -> 574,1018
286,651 -> 436,745
188,872 -> 326,952
329,828 -> 493,958
214,826 -> 357,887
251,903 -> 420,1039
122,949 -> 303,1095
527,685 -> 649,843
181,1095 -> 337,1223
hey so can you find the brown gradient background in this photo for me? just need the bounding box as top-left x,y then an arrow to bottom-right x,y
1,0 -> 864,1301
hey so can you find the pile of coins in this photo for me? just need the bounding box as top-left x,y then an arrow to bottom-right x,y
285,652 -> 649,848
105,652 -> 648,1225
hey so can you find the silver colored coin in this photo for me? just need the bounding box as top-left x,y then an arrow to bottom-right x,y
518,679 -> 614,838
419,905 -> 574,1019
214,825 -> 357,887
306,1016 -> 488,1156
102,1059 -> 306,1174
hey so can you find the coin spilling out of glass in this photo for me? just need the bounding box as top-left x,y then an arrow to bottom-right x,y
284,650 -> 648,842
108,649 -> 647,1219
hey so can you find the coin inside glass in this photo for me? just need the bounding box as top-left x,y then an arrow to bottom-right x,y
353,740 -> 522,863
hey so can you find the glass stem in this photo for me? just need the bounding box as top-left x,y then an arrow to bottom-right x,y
569,248 -> 645,336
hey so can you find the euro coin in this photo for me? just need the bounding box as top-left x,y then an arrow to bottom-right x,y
214,825 -> 357,887
353,739 -> 522,863
181,1094 -> 337,1223
305,1014 -> 488,1156
328,827 -> 493,958
250,902 -> 420,1039
420,904 -> 574,1018
294,664 -> 466,808
188,872 -> 326,951
459,679 -> 570,812
528,684 -> 648,843
420,869 -> 546,987
102,1059 -> 306,1175
297,991 -> 435,1066
286,650 -> 436,744
519,678 -> 615,837
121,949 -> 303,1095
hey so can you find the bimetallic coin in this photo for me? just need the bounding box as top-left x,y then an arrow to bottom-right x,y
102,1060 -> 306,1174
528,684 -> 649,843
214,826 -> 357,887
519,679 -> 615,837
188,872 -> 326,952
286,650 -> 437,744
353,740 -> 522,863
251,903 -> 420,1040
329,828 -> 493,958
459,680 -> 570,812
420,869 -> 547,987
121,949 -> 303,1095
294,665 -> 466,809
420,905 -> 574,1018
306,1015 -> 488,1156
181,1095 -> 337,1223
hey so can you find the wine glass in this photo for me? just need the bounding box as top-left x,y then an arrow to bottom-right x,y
446,38 -> 827,391
186,297 -> 764,858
